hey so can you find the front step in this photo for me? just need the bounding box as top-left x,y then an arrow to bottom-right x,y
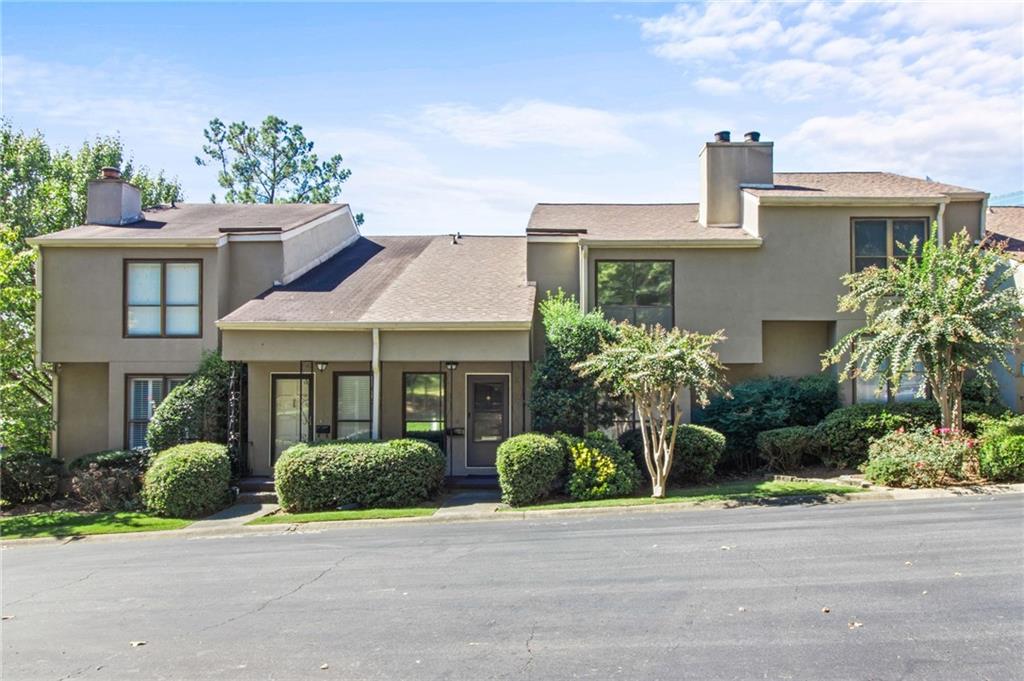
237,477 -> 275,493
236,490 -> 278,504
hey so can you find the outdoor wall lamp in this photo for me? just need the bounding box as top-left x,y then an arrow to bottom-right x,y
315,362 -> 327,373
445,361 -> 459,371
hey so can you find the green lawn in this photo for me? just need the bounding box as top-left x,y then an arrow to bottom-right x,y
248,504 -> 438,525
508,480 -> 864,511
0,511 -> 191,540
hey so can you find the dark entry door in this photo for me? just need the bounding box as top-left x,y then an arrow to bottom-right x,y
466,375 -> 509,468
272,374 -> 312,464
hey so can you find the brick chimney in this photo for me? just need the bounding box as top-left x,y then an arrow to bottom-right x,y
86,167 -> 143,225
698,131 -> 773,228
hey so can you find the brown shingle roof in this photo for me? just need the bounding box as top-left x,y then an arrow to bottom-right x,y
986,206 -> 1024,260
745,172 -> 984,199
527,203 -> 759,242
32,203 -> 348,242
220,235 -> 535,326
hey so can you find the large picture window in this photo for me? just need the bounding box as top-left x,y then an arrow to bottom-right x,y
126,375 -> 187,449
403,372 -> 445,448
334,373 -> 372,440
852,218 -> 928,272
125,260 -> 202,337
595,260 -> 673,327
854,362 -> 928,404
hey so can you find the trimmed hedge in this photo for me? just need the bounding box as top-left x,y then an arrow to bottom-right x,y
618,424 -> 725,484
978,415 -> 1024,482
756,426 -> 823,472
815,400 -> 940,469
72,464 -> 143,511
561,431 -> 641,501
68,449 -> 151,472
862,429 -> 968,487
142,442 -> 231,518
496,434 -> 565,506
147,351 -> 233,453
274,439 -> 445,513
0,451 -> 61,508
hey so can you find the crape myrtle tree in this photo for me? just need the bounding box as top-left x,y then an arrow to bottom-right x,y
528,290 -> 624,435
196,115 -> 364,224
574,322 -> 729,498
823,223 -> 1023,433
0,121 -> 181,454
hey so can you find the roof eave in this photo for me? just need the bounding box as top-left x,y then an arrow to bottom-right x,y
752,194 -> 951,206
217,320 -> 534,332
579,237 -> 762,248
26,236 -> 224,248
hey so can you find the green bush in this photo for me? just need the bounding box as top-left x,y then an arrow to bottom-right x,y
68,449 -> 151,472
618,424 -> 724,484
0,451 -> 61,508
142,442 -> 231,518
816,400 -> 940,468
147,351 -> 233,453
562,431 -> 640,501
756,426 -> 824,472
496,433 -> 565,506
978,415 -> 1024,482
274,439 -> 445,513
862,429 -> 969,487
694,374 -> 840,469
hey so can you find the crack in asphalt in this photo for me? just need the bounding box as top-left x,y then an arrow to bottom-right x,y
6,570 -> 97,607
521,621 -> 537,676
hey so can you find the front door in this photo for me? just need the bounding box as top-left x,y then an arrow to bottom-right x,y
466,375 -> 509,468
272,374 -> 312,464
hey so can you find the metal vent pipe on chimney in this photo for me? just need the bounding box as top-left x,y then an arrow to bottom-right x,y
713,130 -> 731,143
100,166 -> 121,180
744,131 -> 761,142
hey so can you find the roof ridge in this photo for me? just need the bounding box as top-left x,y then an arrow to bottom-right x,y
534,202 -> 698,207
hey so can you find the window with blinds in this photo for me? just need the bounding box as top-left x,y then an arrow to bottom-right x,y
126,376 -> 187,449
335,373 -> 372,440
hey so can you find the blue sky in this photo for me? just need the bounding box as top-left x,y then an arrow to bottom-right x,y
4,1 -> 1022,234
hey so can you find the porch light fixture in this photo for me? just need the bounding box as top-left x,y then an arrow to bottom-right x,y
445,361 -> 458,371
315,362 -> 327,373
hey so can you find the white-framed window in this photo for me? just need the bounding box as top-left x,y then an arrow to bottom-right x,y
125,260 -> 202,337
334,373 -> 372,440
126,375 -> 187,449
852,218 -> 928,272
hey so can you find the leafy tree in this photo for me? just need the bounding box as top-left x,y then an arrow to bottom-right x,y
823,224 -> 1023,433
196,115 -> 363,223
528,290 -> 622,435
575,322 -> 728,498
0,120 -> 181,453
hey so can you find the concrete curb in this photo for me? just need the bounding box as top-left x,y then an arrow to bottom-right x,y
4,484 -> 1022,548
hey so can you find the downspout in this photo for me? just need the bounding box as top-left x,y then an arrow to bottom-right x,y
979,195 -> 989,242
937,201 -> 947,244
371,328 -> 381,440
51,366 -> 59,458
578,242 -> 589,311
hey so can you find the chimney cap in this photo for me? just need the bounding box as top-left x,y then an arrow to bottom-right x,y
713,130 -> 731,143
744,131 -> 761,142
100,166 -> 122,180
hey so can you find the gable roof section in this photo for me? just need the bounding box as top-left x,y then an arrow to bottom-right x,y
527,203 -> 760,244
745,172 -> 985,201
219,235 -> 536,328
30,203 -> 348,244
986,206 -> 1024,260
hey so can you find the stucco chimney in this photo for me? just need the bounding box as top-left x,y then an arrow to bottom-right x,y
86,167 -> 143,225
698,131 -> 773,228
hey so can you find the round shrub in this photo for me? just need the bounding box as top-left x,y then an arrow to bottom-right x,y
980,435 -> 1024,482
861,429 -> 968,487
562,431 -> 640,501
618,425 -> 725,484
68,449 -> 151,472
0,451 -> 61,508
72,464 -> 143,511
816,401 -> 940,468
756,426 -> 823,472
496,433 -> 565,506
146,376 -> 226,453
142,442 -> 231,518
274,439 -> 445,513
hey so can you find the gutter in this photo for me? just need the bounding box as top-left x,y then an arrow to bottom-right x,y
578,243 -> 589,312
371,328 -> 381,440
753,195 -> 951,207
579,237 -> 762,249
216,320 -> 534,332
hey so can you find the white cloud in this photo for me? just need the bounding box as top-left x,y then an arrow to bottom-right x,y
416,100 -> 642,153
694,77 -> 741,95
814,36 -> 871,62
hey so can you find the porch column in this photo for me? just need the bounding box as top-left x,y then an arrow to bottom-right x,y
371,327 -> 381,439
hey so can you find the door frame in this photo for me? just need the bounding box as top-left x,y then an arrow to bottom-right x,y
269,372 -> 315,469
464,372 -> 511,472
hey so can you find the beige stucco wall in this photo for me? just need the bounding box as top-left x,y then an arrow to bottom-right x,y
725,321 -> 832,384
944,200 -> 982,243
526,241 -> 579,357
381,331 -> 530,362
222,330 -> 373,362
55,363 -> 109,462
245,360 -> 529,476
699,142 -> 773,227
225,241 -> 283,313
281,211 -> 359,283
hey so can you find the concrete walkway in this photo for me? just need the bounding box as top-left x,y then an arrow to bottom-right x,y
186,502 -> 279,530
433,490 -> 502,520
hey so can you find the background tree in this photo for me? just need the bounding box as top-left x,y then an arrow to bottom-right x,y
823,224 -> 1023,432
528,290 -> 623,435
575,322 -> 728,498
0,120 -> 181,453
196,115 -> 363,223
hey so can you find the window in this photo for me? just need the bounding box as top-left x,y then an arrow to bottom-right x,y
403,373 -> 445,448
334,373 -> 372,440
125,260 -> 202,337
852,219 -> 928,272
854,362 -> 928,404
596,260 -> 673,327
126,375 -> 187,449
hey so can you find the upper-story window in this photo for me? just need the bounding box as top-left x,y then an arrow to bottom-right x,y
852,218 -> 928,272
596,260 -> 674,327
125,260 -> 202,337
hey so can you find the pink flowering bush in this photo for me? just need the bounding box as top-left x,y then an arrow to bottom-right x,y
862,428 -> 974,487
